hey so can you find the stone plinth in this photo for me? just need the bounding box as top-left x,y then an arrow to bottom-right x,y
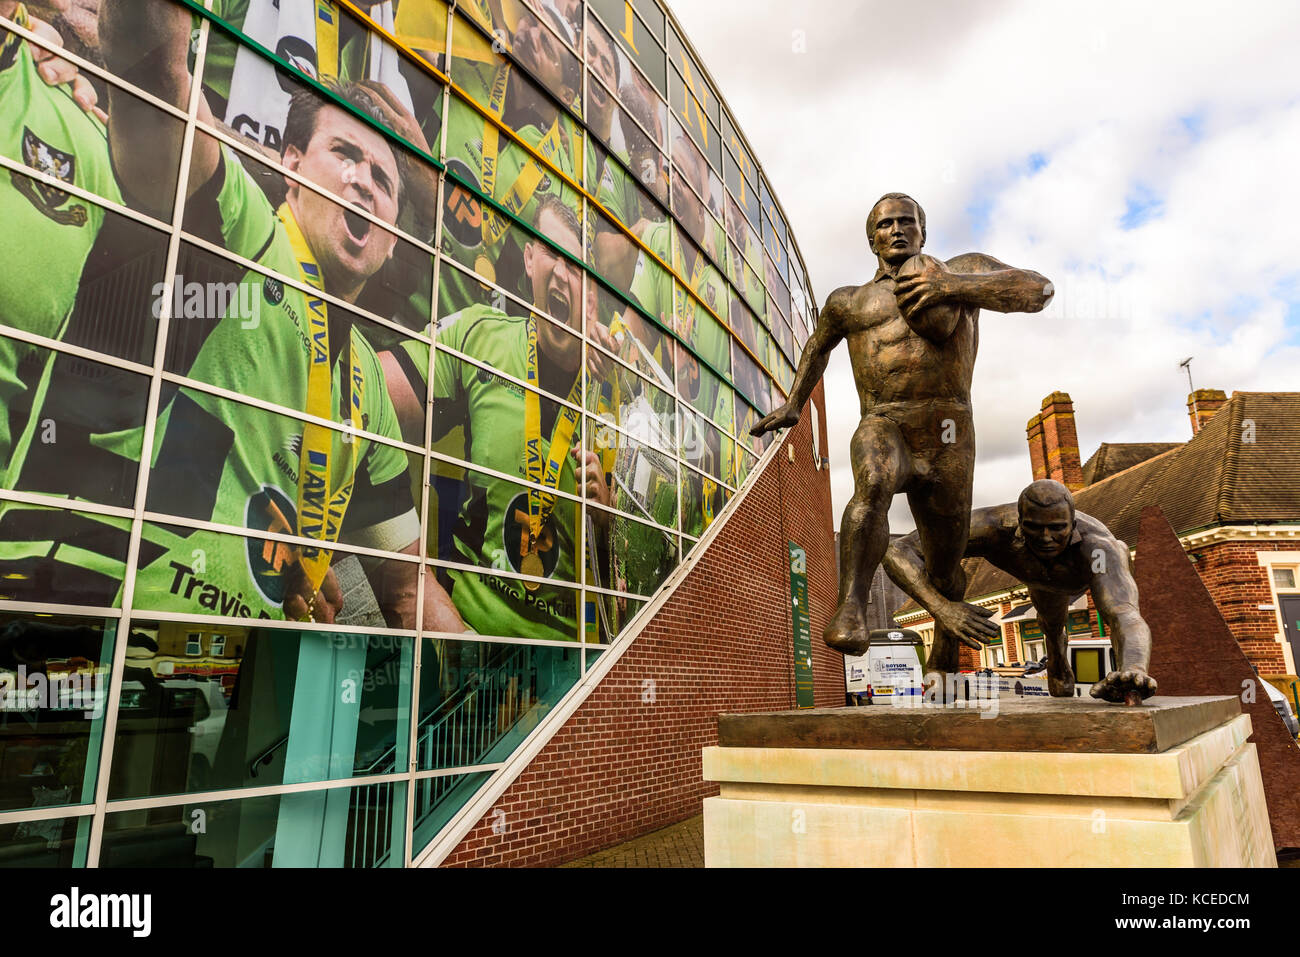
703,696 -> 1275,867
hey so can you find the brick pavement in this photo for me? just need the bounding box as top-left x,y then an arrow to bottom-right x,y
560,814 -> 704,868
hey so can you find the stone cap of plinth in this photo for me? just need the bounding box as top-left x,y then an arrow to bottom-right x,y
717,696 -> 1241,755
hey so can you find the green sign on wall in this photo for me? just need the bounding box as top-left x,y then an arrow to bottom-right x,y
789,542 -> 815,708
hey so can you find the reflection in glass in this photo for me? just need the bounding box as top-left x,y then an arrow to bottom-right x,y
675,343 -> 733,433
418,639 -> 579,769
0,613 -> 113,814
731,338 -> 770,413
139,386 -> 419,550
737,403 -> 771,456
1,7 -> 182,218
586,585 -> 647,643
736,445 -> 759,486
587,0 -> 667,96
440,105 -> 587,318
0,813 -> 90,867
101,781 -> 406,867
680,464 -> 726,539
108,624 -> 411,800
411,770 -> 492,862
591,284 -> 675,387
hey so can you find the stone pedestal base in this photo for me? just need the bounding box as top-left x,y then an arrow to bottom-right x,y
703,696 -> 1275,867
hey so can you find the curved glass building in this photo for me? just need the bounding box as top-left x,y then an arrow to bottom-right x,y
0,0 -> 818,866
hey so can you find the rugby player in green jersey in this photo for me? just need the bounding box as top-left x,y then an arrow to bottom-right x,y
381,195 -> 618,642
0,2 -> 121,474
63,0 -> 458,628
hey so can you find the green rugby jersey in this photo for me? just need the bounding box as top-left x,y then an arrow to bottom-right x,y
588,137 -> 639,230
629,219 -> 729,392
441,89 -> 584,312
400,304 -> 582,642
0,146 -> 415,617
0,6 -> 121,475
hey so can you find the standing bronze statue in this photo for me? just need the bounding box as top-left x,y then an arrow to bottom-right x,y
885,479 -> 1158,705
752,193 -> 1053,671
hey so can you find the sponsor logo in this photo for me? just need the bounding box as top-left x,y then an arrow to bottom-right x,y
264,276 -> 285,305
244,485 -> 300,605
443,159 -> 484,247
275,35 -> 319,92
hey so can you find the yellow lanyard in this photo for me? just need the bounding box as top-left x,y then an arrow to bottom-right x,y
674,243 -> 709,343
520,314 -> 582,588
315,1 -> 339,82
278,204 -> 363,602
480,63 -> 568,247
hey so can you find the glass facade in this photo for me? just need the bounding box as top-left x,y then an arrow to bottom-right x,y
0,0 -> 814,866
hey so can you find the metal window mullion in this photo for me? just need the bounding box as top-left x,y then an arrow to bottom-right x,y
403,49 -> 453,862
156,368 -> 427,458
0,13 -> 191,122
193,117 -> 440,258
429,448 -> 585,510
175,228 -> 431,349
84,14 -> 213,870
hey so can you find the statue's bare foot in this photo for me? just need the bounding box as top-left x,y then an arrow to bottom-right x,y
823,603 -> 868,656
1047,666 -> 1075,698
1090,667 -> 1158,705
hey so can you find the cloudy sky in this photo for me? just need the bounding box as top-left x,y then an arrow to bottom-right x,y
670,0 -> 1300,532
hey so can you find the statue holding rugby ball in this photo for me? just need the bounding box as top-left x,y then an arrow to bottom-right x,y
752,193 -> 1055,676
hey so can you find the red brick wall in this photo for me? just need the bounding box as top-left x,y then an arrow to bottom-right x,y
439,384 -> 839,867
1191,540 -> 1290,672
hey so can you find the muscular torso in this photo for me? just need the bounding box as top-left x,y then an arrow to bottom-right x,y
836,255 -> 984,415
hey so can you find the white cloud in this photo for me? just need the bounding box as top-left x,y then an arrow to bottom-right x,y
670,0 -> 1300,531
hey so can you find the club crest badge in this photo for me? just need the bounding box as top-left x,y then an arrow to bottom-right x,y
14,127 -> 87,226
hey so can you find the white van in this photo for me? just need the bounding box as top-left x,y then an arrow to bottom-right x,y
844,629 -> 927,705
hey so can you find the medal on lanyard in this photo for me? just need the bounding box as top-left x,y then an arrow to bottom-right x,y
279,204 -> 363,620
520,315 -> 582,591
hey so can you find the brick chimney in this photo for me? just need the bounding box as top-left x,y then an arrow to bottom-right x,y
1038,392 -> 1085,492
1026,413 -> 1048,481
1187,388 -> 1227,436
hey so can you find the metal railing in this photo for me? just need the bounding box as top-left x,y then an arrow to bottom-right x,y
346,645 -> 535,868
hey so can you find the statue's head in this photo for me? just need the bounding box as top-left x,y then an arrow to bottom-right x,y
1016,479 -> 1076,558
866,193 -> 926,264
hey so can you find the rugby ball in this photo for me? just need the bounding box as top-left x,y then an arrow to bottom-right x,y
895,254 -> 960,333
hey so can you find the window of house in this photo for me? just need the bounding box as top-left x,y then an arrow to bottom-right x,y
1273,568 -> 1297,590
210,635 -> 226,657
184,633 -> 202,657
